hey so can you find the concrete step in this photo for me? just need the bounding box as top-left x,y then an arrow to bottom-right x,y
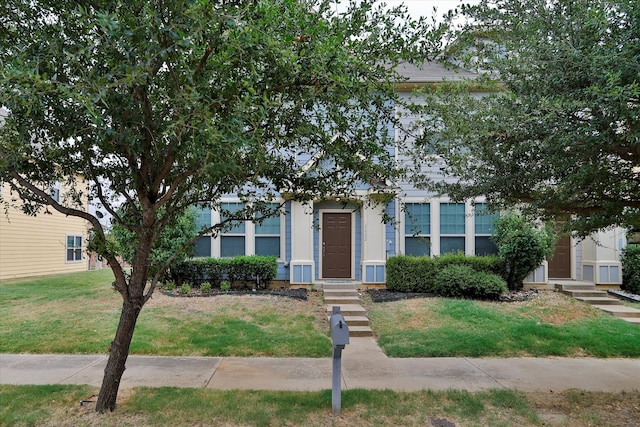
322,283 -> 358,291
324,296 -> 361,305
561,290 -> 609,298
620,318 -> 640,325
555,283 -> 598,292
593,305 -> 640,318
326,304 -> 367,317
323,289 -> 358,297
348,325 -> 374,337
575,297 -> 622,306
327,315 -> 370,327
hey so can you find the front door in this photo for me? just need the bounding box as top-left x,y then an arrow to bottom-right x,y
322,213 -> 352,278
548,236 -> 572,278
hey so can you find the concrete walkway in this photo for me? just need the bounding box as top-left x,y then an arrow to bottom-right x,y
2,338 -> 639,392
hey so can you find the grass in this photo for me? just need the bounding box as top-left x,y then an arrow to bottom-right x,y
367,292 -> 640,358
0,270 -> 331,357
2,271 -> 639,359
2,385 -> 638,427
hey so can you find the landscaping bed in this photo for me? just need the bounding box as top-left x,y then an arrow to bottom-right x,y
162,287 -> 308,300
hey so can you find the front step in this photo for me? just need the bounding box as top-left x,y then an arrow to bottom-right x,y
324,296 -> 360,305
593,305 -> 640,318
323,289 -> 358,297
348,325 -> 374,337
575,296 -> 622,305
554,283 -> 597,291
326,304 -> 367,317
562,290 -> 610,298
326,315 -> 370,326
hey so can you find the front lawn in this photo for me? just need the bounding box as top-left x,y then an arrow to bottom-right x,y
366,291 -> 640,358
0,270 -> 331,357
2,271 -> 639,359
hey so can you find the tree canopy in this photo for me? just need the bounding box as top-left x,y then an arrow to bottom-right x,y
0,0 -> 439,412
415,0 -> 640,236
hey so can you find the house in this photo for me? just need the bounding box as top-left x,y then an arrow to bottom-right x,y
0,179 -> 91,281
193,61 -> 626,287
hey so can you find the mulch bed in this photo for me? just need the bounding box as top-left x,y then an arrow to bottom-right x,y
367,288 -> 539,303
163,287 -> 308,300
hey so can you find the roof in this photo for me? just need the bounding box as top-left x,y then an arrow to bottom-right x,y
395,60 -> 477,90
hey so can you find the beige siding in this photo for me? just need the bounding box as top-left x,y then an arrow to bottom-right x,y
0,181 -> 89,281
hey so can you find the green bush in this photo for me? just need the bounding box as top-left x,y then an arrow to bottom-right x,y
492,213 -> 556,291
433,265 -> 507,300
386,255 -> 437,293
386,254 -> 505,295
437,252 -> 504,276
171,256 -> 277,289
200,282 -> 212,293
180,283 -> 191,295
621,245 -> 640,295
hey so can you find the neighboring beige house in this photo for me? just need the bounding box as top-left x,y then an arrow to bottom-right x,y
0,180 -> 90,281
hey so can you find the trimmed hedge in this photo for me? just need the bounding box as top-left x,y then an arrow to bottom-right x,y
621,245 -> 640,295
169,256 -> 277,289
433,265 -> 508,300
386,254 -> 504,294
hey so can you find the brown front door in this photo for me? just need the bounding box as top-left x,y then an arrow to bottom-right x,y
322,213 -> 352,278
548,236 -> 572,278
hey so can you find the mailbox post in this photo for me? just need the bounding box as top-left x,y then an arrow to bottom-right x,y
330,306 -> 349,416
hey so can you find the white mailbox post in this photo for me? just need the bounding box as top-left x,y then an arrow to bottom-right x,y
330,306 -> 349,416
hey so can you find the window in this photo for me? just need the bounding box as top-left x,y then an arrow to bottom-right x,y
440,203 -> 465,254
474,203 -> 499,255
192,207 -> 212,257
255,204 -> 281,257
220,202 -> 245,257
404,203 -> 430,256
66,235 -> 83,262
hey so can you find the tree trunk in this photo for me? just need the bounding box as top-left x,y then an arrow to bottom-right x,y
95,300 -> 142,413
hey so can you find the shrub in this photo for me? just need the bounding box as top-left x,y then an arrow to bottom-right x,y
621,245 -> 640,295
386,255 -> 437,293
433,265 -> 507,300
200,282 -> 212,293
220,280 -> 231,292
165,282 -> 175,291
180,284 -> 191,295
437,252 -> 504,276
170,256 -> 277,288
492,212 -> 556,291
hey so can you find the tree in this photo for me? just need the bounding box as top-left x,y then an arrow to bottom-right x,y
0,0 -> 439,412
491,212 -> 556,291
414,0 -> 640,236
108,206 -> 198,277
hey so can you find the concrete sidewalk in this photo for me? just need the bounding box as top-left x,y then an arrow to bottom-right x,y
2,338 -> 639,392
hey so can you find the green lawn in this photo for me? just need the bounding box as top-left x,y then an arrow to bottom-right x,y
2,270 -> 639,359
0,270 -> 331,357
367,292 -> 640,358
2,385 -> 638,427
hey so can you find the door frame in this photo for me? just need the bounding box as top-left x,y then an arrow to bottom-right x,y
319,209 -> 356,280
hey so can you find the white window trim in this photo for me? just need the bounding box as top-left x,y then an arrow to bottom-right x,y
66,233 -> 83,263
212,200 -> 285,260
